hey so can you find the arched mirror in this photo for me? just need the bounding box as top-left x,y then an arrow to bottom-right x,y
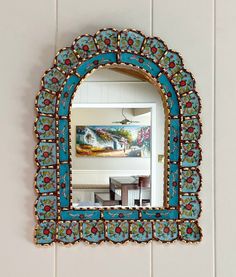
71,69 -> 165,208
35,28 -> 202,245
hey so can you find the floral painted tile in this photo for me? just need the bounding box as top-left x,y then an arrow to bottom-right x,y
36,168 -> 57,193
131,221 -> 152,242
35,116 -> 56,140
55,48 -> 79,73
59,119 -> 69,162
169,163 -> 179,207
180,195 -> 201,219
36,142 -> 56,166
57,221 -> 80,243
142,37 -> 167,62
181,92 -> 200,116
154,221 -> 178,242
158,73 -> 180,116
35,221 -> 56,245
36,195 -> 57,220
106,221 -> 129,243
95,29 -> 118,52
119,30 -> 145,53
172,70 -> 195,94
169,119 -> 180,162
182,142 -> 201,167
82,221 -> 105,243
36,90 -> 57,115
141,209 -> 178,220
59,163 -> 70,208
181,169 -> 201,193
103,209 -> 138,220
73,35 -> 97,59
179,221 -> 202,241
159,51 -> 183,77
182,118 -> 201,140
42,67 -> 66,92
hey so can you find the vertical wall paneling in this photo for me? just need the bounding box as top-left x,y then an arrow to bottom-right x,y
215,0 -> 236,276
152,1 -> 215,277
0,1 -> 56,277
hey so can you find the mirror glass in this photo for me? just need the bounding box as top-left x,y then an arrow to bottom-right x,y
71,69 -> 165,208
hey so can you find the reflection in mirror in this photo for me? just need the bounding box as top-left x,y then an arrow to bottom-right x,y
71,69 -> 165,208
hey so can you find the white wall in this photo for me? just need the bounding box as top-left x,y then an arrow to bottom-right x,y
0,0 -> 236,277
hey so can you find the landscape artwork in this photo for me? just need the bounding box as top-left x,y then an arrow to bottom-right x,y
75,125 -> 151,157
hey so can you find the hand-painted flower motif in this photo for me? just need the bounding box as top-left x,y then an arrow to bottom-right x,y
57,221 -> 80,243
154,221 -> 178,241
119,30 -> 145,52
36,116 -> 56,140
180,195 -> 201,219
106,221 -> 129,242
142,37 -> 167,62
179,221 -> 202,241
159,51 -> 182,77
172,70 -> 195,94
181,169 -> 201,193
56,48 -> 79,73
36,90 -> 57,114
95,29 -> 118,52
36,195 -> 57,220
182,142 -> 201,167
35,221 -> 56,244
82,221 -> 105,243
182,118 -> 201,140
131,221 -> 152,242
42,67 -> 66,92
36,168 -> 56,193
73,35 -> 97,59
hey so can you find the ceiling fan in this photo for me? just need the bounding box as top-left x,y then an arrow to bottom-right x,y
112,108 -> 140,125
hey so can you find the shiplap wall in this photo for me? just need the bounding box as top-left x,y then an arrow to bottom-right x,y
0,0 -> 235,277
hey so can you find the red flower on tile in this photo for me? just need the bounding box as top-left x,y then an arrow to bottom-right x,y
139,226 -> 145,233
44,99 -> 51,106
61,183 -> 65,188
91,226 -> 98,234
104,38 -> 111,45
187,127 -> 194,133
65,59 -> 71,65
44,205 -> 51,212
163,227 -> 170,233
185,204 -> 192,210
169,62 -> 175,68
82,45 -> 89,51
51,77 -> 58,84
186,177 -> 193,183
186,101 -> 192,108
128,38 -> 134,46
44,177 -> 51,183
43,229 -> 50,235
66,228 -> 72,236
43,125 -> 50,131
43,152 -> 49,158
187,150 -> 194,157
180,80 -> 186,87
151,47 -> 157,53
186,227 -> 193,234
115,227 -> 122,234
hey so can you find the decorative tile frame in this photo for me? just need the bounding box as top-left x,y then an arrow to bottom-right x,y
34,28 -> 202,245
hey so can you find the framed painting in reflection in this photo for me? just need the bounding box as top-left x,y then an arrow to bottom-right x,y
75,125 -> 151,157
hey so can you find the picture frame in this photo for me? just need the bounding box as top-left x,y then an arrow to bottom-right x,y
34,28 -> 202,245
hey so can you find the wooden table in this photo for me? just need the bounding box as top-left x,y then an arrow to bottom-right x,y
109,176 -> 139,206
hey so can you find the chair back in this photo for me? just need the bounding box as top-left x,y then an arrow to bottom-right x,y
138,176 -> 150,188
